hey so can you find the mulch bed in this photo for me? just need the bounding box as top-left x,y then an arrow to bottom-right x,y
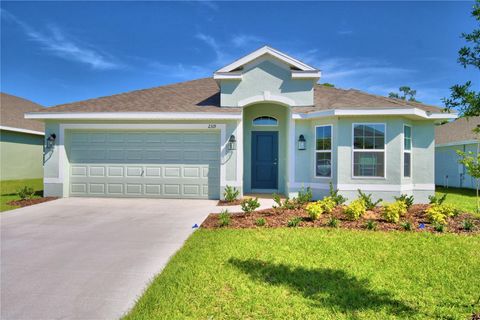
202,203 -> 480,235
217,199 -> 244,206
7,197 -> 58,208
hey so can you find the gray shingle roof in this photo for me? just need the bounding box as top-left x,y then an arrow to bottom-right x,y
0,93 -> 44,132
435,117 -> 480,145
33,78 -> 443,114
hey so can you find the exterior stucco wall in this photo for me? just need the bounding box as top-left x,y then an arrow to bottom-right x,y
242,103 -> 289,194
43,120 -> 240,198
291,117 -> 436,202
435,143 -> 478,189
220,58 -> 315,107
0,130 -> 43,181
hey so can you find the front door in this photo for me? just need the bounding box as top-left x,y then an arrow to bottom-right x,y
251,131 -> 278,190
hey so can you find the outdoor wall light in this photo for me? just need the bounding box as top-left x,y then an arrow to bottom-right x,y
46,133 -> 56,149
298,134 -> 306,150
228,134 -> 237,151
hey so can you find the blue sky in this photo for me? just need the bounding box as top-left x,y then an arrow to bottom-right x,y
1,1 -> 478,107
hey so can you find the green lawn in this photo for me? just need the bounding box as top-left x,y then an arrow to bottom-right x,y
0,178 -> 43,212
436,186 -> 478,214
125,229 -> 480,320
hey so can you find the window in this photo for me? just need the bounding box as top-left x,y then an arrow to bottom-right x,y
252,116 -> 278,126
315,125 -> 332,177
404,125 -> 412,177
352,124 -> 385,177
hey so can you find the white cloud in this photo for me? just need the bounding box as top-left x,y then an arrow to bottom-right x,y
149,61 -> 211,80
231,34 -> 264,48
2,9 -> 121,70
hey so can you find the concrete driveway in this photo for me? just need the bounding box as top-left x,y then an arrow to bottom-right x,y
1,197 -> 217,320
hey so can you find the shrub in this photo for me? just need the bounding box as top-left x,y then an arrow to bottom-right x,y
327,217 -> 340,228
287,216 -> 302,227
329,182 -> 347,205
223,185 -> 239,202
218,209 -> 230,227
306,202 -> 323,220
297,186 -> 313,205
428,193 -> 447,205
400,220 -> 413,231
433,223 -> 446,233
320,196 -> 337,214
365,220 -> 377,231
382,201 -> 408,223
425,203 -> 457,225
272,194 -> 297,210
344,199 -> 366,220
394,194 -> 414,209
357,189 -> 382,210
461,219 -> 475,231
241,198 -> 260,214
17,186 -> 35,200
255,218 -> 266,227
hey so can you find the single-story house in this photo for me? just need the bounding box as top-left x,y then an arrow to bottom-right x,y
25,46 -> 456,202
1,93 -> 44,181
435,117 -> 480,189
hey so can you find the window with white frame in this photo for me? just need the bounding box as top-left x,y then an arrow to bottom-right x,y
404,125 -> 412,177
315,125 -> 332,177
353,124 -> 385,177
252,116 -> 278,126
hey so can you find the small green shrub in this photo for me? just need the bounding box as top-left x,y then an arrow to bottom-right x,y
329,182 -> 347,205
241,198 -> 260,214
17,186 -> 35,200
306,202 -> 323,220
382,201 -> 408,223
433,223 -> 446,233
223,185 -> 239,202
365,220 -> 377,231
344,199 -> 367,221
327,217 -> 340,228
272,194 -> 298,210
255,218 -> 266,227
394,194 -> 414,209
357,189 -> 382,210
425,203 -> 458,225
428,193 -> 447,205
273,193 -> 282,208
400,220 -> 413,231
297,186 -> 313,205
287,217 -> 302,227
218,209 -> 230,227
461,219 -> 475,231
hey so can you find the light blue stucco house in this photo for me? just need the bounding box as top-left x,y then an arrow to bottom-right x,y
435,117 -> 479,189
26,46 -> 455,202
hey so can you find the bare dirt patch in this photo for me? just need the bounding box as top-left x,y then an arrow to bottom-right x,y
7,197 -> 58,208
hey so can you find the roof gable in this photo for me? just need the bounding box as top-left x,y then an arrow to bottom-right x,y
214,46 -> 320,80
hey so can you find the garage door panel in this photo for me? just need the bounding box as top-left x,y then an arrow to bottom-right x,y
68,130 -> 220,199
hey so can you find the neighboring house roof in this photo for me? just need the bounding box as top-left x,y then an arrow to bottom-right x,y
29,78 -> 443,115
435,117 -> 480,146
0,93 -> 44,135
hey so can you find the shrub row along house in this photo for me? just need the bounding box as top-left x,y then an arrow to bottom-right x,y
435,117 -> 480,189
26,46 -> 456,202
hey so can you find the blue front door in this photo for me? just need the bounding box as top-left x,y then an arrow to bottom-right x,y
251,131 -> 278,189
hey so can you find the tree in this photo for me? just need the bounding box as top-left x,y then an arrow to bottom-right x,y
388,86 -> 418,102
443,0 -> 480,116
321,83 -> 335,87
457,143 -> 480,213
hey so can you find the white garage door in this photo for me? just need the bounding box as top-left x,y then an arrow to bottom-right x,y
67,131 -> 220,199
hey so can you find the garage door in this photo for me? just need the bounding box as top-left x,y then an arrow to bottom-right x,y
67,131 -> 220,199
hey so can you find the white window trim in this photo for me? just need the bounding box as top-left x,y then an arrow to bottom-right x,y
403,124 -> 412,179
314,124 -> 333,178
351,123 -> 387,179
252,116 -> 278,127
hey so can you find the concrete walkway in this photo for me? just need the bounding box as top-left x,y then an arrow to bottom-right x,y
1,197 -> 218,320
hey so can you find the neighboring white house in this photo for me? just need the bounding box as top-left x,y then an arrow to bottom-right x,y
25,46 -> 456,202
435,117 -> 480,189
